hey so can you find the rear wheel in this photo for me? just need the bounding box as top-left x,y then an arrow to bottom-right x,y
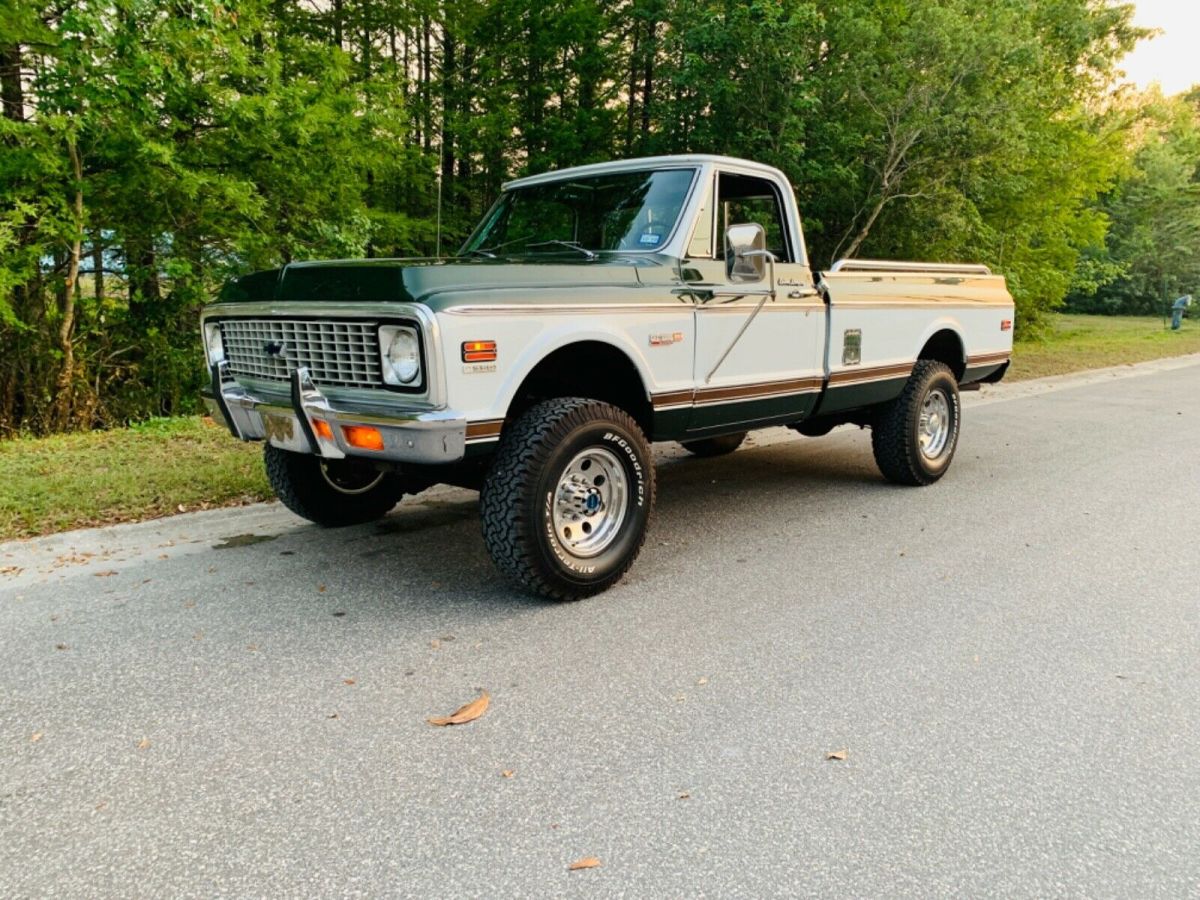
871,360 -> 960,486
679,432 -> 747,457
264,444 -> 411,526
480,398 -> 655,600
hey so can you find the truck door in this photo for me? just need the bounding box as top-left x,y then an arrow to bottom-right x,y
683,170 -> 825,436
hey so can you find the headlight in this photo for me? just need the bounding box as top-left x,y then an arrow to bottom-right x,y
203,322 -> 224,366
379,325 -> 421,386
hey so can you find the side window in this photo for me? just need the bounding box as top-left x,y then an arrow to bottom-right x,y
716,173 -> 790,263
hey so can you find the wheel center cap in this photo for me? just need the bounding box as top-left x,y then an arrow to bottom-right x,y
585,492 -> 601,513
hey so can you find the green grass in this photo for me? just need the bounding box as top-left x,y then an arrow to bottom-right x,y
1009,314 -> 1200,381
0,417 -> 270,541
1,314 -> 1197,541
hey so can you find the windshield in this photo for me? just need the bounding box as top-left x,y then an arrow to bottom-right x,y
461,168 -> 696,257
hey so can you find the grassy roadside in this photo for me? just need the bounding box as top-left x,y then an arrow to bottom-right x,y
1007,314 -> 1200,381
2,314 -> 1198,542
0,417 -> 270,542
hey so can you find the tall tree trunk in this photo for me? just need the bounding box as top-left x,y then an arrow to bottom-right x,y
640,16 -> 655,149
1,42 -> 25,123
53,138 -> 84,430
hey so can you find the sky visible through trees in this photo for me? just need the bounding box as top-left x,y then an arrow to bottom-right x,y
0,1 -> 1197,434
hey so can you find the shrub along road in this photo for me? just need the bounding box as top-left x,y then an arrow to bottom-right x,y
2,359 -> 1199,895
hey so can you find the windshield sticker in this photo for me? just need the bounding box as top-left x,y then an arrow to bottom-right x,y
639,233 -> 662,246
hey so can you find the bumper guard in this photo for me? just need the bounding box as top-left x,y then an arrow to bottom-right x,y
205,362 -> 466,465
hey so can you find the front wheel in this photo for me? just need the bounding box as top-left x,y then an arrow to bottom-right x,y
871,360 -> 961,486
480,398 -> 656,600
264,445 -> 410,526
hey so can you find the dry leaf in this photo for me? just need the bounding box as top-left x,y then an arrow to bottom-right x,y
427,690 -> 490,726
826,749 -> 848,761
176,504 -> 186,513
31,731 -> 44,743
696,677 -> 708,685
501,770 -> 515,778
1,565 -> 22,576
568,857 -> 601,871
93,570 -> 118,578
158,554 -> 169,560
327,713 -> 339,719
343,678 -> 356,686
246,644 -> 258,652
429,639 -> 441,650
137,738 -> 151,750
677,792 -> 690,800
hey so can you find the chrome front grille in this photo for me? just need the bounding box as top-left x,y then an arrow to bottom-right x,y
219,318 -> 383,389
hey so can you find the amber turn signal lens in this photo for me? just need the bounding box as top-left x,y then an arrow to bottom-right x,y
312,419 -> 334,441
342,425 -> 384,451
462,340 -> 497,363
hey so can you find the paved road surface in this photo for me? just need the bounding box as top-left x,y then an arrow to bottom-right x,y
3,359 -> 1199,897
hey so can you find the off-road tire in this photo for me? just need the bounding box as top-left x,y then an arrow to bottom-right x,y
871,360 -> 960,486
264,444 -> 409,526
480,398 -> 656,600
679,432 -> 747,457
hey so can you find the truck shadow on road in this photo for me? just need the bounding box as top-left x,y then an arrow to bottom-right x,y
231,435 -> 896,617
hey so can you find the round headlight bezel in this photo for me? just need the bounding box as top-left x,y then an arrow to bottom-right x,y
380,325 -> 422,386
203,322 -> 225,366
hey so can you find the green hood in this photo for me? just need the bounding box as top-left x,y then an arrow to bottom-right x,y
217,256 -> 675,310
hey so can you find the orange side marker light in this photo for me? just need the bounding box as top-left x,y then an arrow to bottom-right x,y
342,425 -> 385,451
312,419 -> 334,441
1000,319 -> 1012,331
462,340 -> 497,363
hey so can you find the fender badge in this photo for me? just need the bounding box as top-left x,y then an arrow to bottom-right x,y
649,332 -> 684,347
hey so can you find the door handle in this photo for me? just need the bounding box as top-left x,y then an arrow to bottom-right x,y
787,288 -> 819,300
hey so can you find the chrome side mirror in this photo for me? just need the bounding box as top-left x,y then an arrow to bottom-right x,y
725,222 -> 768,283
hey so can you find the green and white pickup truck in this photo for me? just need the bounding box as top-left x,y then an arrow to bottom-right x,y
201,154 -> 1013,599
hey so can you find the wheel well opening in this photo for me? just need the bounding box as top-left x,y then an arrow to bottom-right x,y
506,341 -> 652,433
918,330 -> 966,381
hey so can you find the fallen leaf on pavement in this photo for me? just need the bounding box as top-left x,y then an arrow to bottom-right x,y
568,857 -> 601,871
343,678 -> 356,686
427,690 -> 489,726
31,732 -> 44,743
501,770 -> 515,778
696,677 -> 708,685
318,584 -> 327,593
1,565 -> 22,576
430,639 -> 441,650
137,738 -> 151,750
55,643 -> 69,651
93,570 -> 118,578
177,504 -> 186,513
826,749 -> 848,761
677,792 -> 690,800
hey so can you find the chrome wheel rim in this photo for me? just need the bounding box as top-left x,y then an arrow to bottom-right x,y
320,459 -> 386,495
918,388 -> 952,460
551,447 -> 629,559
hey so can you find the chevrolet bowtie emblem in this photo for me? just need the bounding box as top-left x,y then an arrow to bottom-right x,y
263,340 -> 286,357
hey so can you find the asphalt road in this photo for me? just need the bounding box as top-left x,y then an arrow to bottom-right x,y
3,359 -> 1199,898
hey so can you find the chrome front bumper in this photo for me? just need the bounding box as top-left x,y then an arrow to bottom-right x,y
203,362 -> 466,464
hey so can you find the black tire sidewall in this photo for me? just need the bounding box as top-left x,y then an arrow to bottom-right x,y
527,417 -> 652,589
911,370 -> 960,479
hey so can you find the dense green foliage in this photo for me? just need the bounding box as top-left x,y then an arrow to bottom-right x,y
1066,89 -> 1200,315
0,0 -> 1188,437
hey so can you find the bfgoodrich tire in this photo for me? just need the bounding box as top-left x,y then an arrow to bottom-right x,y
679,431 -> 747,457
264,444 -> 409,526
479,398 -> 655,600
871,360 -> 961,486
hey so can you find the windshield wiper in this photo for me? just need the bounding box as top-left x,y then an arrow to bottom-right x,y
525,240 -> 597,260
462,248 -> 496,258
